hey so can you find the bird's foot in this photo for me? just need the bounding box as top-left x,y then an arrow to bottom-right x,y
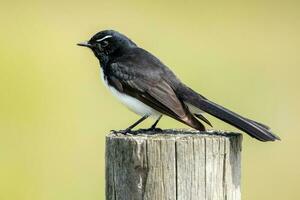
150,127 -> 163,132
110,129 -> 131,135
110,127 -> 162,135
139,127 -> 163,134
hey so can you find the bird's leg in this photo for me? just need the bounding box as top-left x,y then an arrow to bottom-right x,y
139,115 -> 163,133
150,115 -> 162,130
111,115 -> 149,135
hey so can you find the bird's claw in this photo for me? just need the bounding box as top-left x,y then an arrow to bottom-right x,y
149,127 -> 163,132
139,127 -> 162,134
110,129 -> 131,135
110,127 -> 162,136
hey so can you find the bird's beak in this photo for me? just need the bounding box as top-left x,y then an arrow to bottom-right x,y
77,41 -> 93,48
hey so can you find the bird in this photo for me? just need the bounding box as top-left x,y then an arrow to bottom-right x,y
77,30 -> 280,142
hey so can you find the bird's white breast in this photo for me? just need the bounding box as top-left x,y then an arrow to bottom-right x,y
101,70 -> 160,117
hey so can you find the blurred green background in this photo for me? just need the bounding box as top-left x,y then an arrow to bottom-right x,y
0,0 -> 299,199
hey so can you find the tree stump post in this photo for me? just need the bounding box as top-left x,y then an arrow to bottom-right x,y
106,129 -> 242,200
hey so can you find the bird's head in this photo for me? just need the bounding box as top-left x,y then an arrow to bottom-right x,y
77,30 -> 136,65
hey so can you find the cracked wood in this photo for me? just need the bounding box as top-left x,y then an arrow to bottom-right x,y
105,129 -> 242,200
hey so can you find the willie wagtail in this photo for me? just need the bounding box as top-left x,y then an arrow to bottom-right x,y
78,30 -> 280,142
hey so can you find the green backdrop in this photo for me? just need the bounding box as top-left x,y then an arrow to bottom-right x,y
0,0 -> 299,199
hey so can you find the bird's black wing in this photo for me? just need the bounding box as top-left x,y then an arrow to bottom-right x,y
106,53 -> 205,130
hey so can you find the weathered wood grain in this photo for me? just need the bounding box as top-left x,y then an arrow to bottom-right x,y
106,129 -> 242,200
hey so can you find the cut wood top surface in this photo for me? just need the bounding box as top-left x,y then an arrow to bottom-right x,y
107,129 -> 242,140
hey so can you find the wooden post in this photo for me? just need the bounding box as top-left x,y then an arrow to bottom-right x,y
106,129 -> 242,200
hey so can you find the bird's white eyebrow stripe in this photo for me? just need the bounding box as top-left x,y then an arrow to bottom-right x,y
96,35 -> 113,42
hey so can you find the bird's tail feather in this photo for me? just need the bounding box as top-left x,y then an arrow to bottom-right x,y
178,86 -> 280,142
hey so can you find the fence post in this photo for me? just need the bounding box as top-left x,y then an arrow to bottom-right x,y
106,129 -> 242,200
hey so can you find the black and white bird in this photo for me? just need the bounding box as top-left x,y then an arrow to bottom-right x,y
78,30 -> 280,142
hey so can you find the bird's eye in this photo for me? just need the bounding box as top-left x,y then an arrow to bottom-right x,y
101,40 -> 109,47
